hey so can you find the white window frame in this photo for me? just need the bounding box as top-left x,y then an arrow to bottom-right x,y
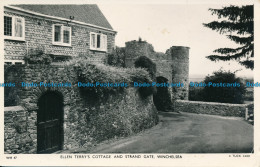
52,24 -> 72,47
4,60 -> 25,65
4,14 -> 25,41
90,32 -> 107,52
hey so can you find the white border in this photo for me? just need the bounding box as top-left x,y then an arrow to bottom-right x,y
0,0 -> 259,166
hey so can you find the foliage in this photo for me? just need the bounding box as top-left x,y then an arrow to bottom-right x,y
69,56 -> 153,101
189,87 -> 205,101
75,93 -> 158,144
200,70 -> 246,104
24,47 -> 52,64
134,56 -> 157,80
107,47 -> 126,67
134,56 -> 157,98
203,5 -> 254,69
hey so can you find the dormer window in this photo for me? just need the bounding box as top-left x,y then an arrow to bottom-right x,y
52,24 -> 71,46
4,15 -> 25,41
90,32 -> 107,52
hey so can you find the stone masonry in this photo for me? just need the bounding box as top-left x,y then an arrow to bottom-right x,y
4,10 -> 116,63
124,40 -> 190,101
4,64 -> 158,153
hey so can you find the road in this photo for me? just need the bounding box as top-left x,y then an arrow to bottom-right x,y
70,112 -> 253,153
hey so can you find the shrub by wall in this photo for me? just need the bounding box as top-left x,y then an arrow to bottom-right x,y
24,47 -> 52,64
71,58 -> 154,101
107,47 -> 126,67
201,70 -> 246,104
134,56 -> 157,80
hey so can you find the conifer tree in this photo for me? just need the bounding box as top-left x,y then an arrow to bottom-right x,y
203,5 -> 254,69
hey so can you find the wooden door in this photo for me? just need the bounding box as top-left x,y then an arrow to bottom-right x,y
37,92 -> 63,153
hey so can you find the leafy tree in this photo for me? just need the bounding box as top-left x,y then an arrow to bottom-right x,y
203,5 -> 254,69
202,70 -> 246,104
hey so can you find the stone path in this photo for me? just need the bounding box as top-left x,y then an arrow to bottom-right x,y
68,112 -> 253,153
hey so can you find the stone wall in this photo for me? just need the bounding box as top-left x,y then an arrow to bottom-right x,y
4,10 -> 115,62
124,40 -> 155,67
4,106 -> 36,154
175,100 -> 253,117
4,64 -> 158,153
123,40 -> 190,101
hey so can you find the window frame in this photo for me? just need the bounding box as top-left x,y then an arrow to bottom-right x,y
4,59 -> 25,65
52,24 -> 72,47
90,32 -> 107,52
4,14 -> 25,41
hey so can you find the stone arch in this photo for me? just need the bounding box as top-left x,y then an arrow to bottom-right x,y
153,76 -> 172,112
35,87 -> 65,103
37,90 -> 64,153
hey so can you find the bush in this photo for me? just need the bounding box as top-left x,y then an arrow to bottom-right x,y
201,70 -> 246,104
189,87 -> 205,101
69,57 -> 153,102
24,47 -> 52,64
134,56 -> 157,98
107,47 -> 126,67
134,56 -> 156,80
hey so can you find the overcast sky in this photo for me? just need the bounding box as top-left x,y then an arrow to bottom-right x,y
99,4 -> 253,78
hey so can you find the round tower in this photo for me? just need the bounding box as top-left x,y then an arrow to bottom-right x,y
124,40 -> 154,67
167,46 -> 190,100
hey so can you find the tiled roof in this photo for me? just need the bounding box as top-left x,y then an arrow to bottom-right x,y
11,4 -> 113,30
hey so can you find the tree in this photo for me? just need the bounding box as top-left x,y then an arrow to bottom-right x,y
203,5 -> 254,69
202,70 -> 246,104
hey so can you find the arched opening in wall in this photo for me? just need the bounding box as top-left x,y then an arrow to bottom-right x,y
153,76 -> 172,112
37,91 -> 64,153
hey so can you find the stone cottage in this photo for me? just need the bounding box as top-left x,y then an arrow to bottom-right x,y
4,4 -> 116,64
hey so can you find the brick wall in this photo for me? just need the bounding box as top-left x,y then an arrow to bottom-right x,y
4,11 -> 115,62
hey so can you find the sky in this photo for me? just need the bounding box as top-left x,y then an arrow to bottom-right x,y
98,4 -> 253,78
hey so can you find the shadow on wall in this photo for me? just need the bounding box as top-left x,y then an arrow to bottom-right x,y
153,76 -> 172,111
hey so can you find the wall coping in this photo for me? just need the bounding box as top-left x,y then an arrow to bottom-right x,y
176,100 -> 253,107
4,106 -> 25,112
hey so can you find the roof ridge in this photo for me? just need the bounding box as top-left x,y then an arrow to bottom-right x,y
9,4 -> 113,30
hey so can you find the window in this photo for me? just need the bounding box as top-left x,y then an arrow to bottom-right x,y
4,60 -> 25,65
90,32 -> 107,52
52,24 -> 71,46
4,15 -> 25,41
5,62 -> 12,65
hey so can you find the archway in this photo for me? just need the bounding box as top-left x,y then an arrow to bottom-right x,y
153,76 -> 172,111
37,91 -> 64,153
